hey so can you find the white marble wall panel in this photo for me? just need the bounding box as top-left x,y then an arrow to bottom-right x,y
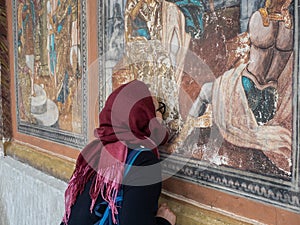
0,157 -> 67,225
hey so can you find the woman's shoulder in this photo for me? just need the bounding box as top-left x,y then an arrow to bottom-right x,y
124,148 -> 162,187
128,148 -> 160,166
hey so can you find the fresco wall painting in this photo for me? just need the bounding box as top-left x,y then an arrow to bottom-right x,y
13,0 -> 88,148
98,0 -> 300,212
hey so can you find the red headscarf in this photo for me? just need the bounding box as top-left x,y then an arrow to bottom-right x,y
63,80 -> 168,224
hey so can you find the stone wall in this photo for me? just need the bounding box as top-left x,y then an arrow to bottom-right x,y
0,157 -> 67,225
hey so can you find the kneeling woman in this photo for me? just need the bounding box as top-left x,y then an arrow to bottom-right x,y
61,80 -> 176,225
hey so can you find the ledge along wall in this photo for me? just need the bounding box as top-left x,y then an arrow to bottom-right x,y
4,0 -> 300,225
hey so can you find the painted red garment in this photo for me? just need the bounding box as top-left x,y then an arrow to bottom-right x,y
63,80 -> 168,224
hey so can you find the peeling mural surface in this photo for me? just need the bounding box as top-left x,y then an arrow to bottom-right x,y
17,0 -> 82,131
99,0 -> 299,211
14,0 -> 88,147
99,0 -> 300,212
12,0 -> 298,212
106,0 -> 300,212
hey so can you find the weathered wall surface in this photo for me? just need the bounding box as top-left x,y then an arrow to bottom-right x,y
4,0 -> 300,224
0,157 -> 67,225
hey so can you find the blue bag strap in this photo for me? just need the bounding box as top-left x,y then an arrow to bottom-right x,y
124,148 -> 150,177
94,148 -> 150,225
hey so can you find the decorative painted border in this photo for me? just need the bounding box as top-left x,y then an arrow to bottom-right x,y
97,0 -> 300,213
12,0 -> 88,149
161,152 -> 300,212
97,0 -> 105,111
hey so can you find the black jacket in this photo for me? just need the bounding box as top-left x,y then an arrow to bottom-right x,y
61,149 -> 171,225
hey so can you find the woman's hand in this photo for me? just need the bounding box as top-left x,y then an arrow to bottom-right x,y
156,203 -> 176,225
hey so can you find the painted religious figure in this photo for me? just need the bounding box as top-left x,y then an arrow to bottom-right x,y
16,0 -> 83,134
105,0 -> 295,179
171,0 -> 294,176
111,0 -> 206,139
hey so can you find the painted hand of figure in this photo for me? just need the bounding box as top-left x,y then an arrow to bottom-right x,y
156,203 -> 176,225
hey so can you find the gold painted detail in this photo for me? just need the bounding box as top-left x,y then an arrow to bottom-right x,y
167,105 -> 212,154
125,39 -> 183,137
259,0 -> 292,28
193,105 -> 213,128
125,0 -> 162,42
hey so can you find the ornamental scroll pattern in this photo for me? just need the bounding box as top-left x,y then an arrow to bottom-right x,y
161,154 -> 300,211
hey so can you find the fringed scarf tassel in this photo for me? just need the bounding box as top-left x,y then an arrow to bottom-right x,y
89,162 -> 124,224
63,164 -> 95,225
